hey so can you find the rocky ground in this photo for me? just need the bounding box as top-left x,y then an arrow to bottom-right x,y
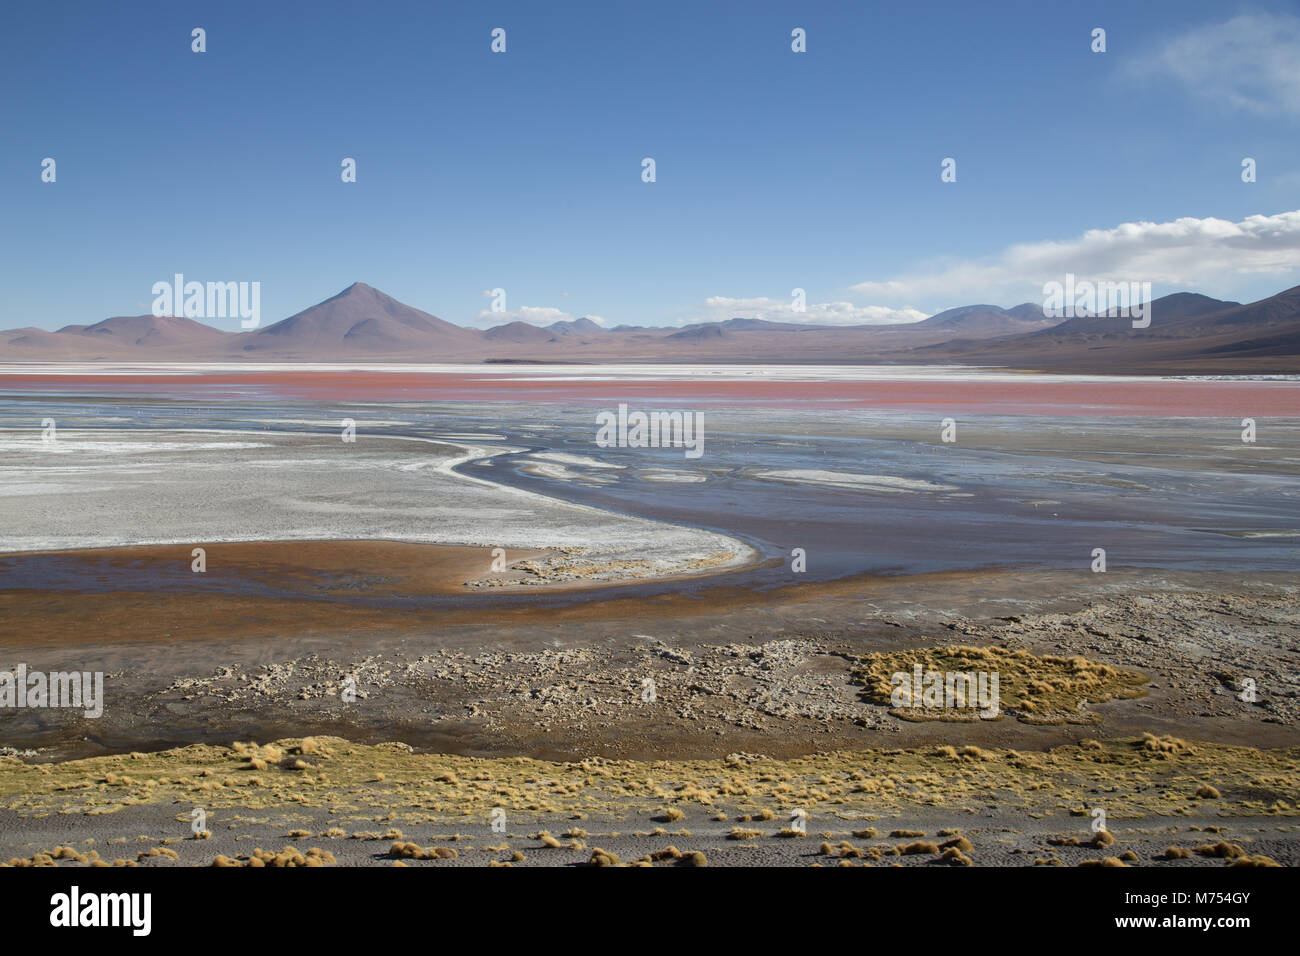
1,568 -> 1296,866
113,573 -> 1300,759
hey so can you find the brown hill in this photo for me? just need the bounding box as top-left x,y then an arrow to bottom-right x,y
483,321 -> 558,344
916,303 -> 1062,336
235,282 -> 482,358
57,313 -> 231,347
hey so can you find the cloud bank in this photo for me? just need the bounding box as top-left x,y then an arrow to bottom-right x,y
851,209 -> 1300,306
689,297 -> 928,326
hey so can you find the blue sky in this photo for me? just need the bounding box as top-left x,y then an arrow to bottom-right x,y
3,0 -> 1298,331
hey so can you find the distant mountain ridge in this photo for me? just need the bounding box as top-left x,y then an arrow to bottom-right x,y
3,281 -> 1298,373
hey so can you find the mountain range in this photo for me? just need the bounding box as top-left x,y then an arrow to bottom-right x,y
3,281 -> 1298,373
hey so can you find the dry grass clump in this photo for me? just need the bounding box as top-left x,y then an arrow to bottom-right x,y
1048,830 -> 1114,849
137,847 -> 180,862
389,841 -> 458,860
1160,846 -> 1190,859
898,841 -> 940,855
212,846 -> 336,867
1194,784 -> 1221,799
777,828 -> 807,838
1139,733 -> 1194,756
653,808 -> 685,822
939,836 -> 973,853
890,829 -> 925,838
938,847 -> 972,866
4,846 -> 104,867
232,742 -> 283,765
854,645 -> 1147,723
728,827 -> 761,841
1193,841 -> 1247,859
588,848 -> 621,867
851,828 -> 878,839
820,841 -> 871,859
297,737 -> 331,758
1229,855 -> 1280,867
1080,857 -> 1127,867
632,847 -> 705,867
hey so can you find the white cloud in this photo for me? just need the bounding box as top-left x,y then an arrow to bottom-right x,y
690,296 -> 928,326
850,209 -> 1300,306
1147,13 -> 1300,115
474,306 -> 568,326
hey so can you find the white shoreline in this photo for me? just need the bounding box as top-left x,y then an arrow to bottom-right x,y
0,428 -> 761,585
3,361 -> 1297,385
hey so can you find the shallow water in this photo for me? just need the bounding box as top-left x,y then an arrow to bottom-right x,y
1,396 -> 1297,589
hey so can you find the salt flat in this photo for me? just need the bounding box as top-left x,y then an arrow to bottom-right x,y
0,429 -> 754,584
4,361 -> 1293,383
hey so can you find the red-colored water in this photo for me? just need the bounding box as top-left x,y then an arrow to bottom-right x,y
0,370 -> 1295,417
